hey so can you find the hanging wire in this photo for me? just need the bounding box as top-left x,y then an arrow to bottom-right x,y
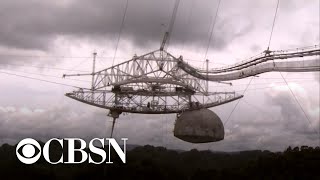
0,71 -> 82,88
4,69 -> 90,82
267,0 -> 280,50
265,0 -> 319,145
63,56 -> 92,75
164,0 -> 181,50
224,77 -> 254,126
111,0 -> 129,66
279,72 -> 319,136
204,0 -> 222,60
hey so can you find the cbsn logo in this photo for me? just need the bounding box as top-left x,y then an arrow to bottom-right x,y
16,138 -> 128,164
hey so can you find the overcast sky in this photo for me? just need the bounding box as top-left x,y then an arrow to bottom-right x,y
0,0 -> 319,152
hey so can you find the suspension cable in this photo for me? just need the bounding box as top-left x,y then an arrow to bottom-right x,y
204,0 -> 222,60
224,77 -> 254,126
111,0 -> 129,66
279,72 -> 319,135
63,56 -> 92,75
267,0 -> 280,50
0,71 -> 82,88
4,69 -> 90,82
165,0 -> 181,50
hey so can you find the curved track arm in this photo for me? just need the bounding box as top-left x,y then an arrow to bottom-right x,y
178,46 -> 320,81
179,58 -> 319,81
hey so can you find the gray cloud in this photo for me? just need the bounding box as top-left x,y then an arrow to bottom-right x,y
0,0 -> 254,51
0,105 -> 106,144
263,87 -> 319,146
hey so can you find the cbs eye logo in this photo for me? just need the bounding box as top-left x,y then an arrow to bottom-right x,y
16,138 -> 41,164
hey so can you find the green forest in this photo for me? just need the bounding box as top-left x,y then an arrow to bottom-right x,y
0,142 -> 319,179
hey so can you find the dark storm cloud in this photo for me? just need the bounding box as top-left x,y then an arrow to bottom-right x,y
0,0 -> 120,50
0,0 -> 254,51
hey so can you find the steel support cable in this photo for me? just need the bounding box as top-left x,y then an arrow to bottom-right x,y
267,0 -> 319,144
4,69 -> 90,82
279,72 -> 320,138
224,77 -> 254,127
165,0 -> 181,50
0,71 -> 82,88
163,0 -> 179,143
267,0 -> 280,50
111,0 -> 129,66
204,0 -> 222,60
161,1 -> 180,139
106,0 -> 130,148
168,0 -> 180,35
63,56 -> 92,76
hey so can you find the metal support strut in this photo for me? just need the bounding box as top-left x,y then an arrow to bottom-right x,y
110,117 -> 117,138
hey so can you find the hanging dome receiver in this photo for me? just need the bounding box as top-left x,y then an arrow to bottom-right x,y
174,109 -> 224,143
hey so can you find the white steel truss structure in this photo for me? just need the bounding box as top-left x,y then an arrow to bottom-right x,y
64,45 -> 320,117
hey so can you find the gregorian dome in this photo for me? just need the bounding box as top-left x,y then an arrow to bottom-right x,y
174,109 -> 224,143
